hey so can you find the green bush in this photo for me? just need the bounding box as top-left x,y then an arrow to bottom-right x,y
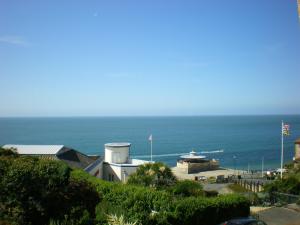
203,190 -> 219,197
169,180 -> 204,197
0,147 -> 18,157
228,183 -> 248,193
166,194 -> 250,225
127,162 -> 177,188
264,174 -> 300,195
0,156 -> 250,225
0,157 -> 100,225
72,169 -> 250,225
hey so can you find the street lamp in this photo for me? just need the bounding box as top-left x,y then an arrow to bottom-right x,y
233,155 -> 237,176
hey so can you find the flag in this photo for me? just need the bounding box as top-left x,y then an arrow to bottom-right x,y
148,134 -> 152,141
282,123 -> 290,136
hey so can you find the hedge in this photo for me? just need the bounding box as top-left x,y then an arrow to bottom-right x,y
71,169 -> 250,225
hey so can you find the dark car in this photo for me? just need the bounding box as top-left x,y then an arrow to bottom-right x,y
218,217 -> 267,225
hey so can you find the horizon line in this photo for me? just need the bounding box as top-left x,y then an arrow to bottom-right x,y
0,114 -> 300,118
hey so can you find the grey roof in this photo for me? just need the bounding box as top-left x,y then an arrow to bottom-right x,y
2,144 -> 100,170
56,147 -> 97,169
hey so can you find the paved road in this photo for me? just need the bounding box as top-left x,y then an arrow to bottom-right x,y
258,207 -> 300,225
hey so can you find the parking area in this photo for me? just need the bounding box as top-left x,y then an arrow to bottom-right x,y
257,207 -> 300,225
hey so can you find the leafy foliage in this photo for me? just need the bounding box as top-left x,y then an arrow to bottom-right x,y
168,194 -> 250,225
228,183 -> 248,193
0,147 -> 18,157
168,180 -> 204,197
264,173 -> 300,195
72,169 -> 250,225
107,214 -> 138,225
0,155 -> 250,225
127,162 -> 177,188
0,156 -> 100,225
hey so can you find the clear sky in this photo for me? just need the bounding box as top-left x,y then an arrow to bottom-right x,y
0,0 -> 299,116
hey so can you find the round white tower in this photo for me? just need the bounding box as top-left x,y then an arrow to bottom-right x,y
104,143 -> 131,164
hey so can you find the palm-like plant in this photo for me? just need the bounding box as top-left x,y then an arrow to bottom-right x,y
127,162 -> 177,188
107,214 -> 138,225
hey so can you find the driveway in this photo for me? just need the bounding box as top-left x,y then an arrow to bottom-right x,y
258,207 -> 300,225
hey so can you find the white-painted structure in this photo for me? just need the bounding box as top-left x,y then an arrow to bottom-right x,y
3,143 -> 150,183
104,143 -> 130,164
103,143 -> 150,182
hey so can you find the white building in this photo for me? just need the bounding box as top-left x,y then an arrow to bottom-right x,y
103,143 -> 150,182
3,143 -> 150,183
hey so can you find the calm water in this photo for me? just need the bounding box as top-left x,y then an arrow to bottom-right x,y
0,116 -> 299,170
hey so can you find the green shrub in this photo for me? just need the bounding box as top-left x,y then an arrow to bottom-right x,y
71,169 -> 250,225
0,147 -> 18,157
0,157 -> 100,225
107,214 -> 138,225
203,190 -> 219,197
264,174 -> 300,195
127,162 -> 177,188
169,180 -> 204,197
167,194 -> 250,225
228,183 -> 248,193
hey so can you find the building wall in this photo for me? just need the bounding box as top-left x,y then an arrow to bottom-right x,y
103,162 -> 139,182
103,163 -> 122,181
122,166 -> 139,183
105,146 -> 129,164
177,160 -> 219,174
295,142 -> 300,161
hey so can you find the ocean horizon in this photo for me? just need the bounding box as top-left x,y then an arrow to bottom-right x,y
1,115 -> 299,170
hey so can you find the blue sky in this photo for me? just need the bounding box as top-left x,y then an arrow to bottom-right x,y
0,0 -> 299,116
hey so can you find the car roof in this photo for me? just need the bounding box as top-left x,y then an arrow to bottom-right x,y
228,217 -> 257,224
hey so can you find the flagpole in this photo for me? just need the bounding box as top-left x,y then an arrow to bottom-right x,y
248,163 -> 250,174
150,138 -> 153,162
281,120 -> 284,179
261,156 -> 264,178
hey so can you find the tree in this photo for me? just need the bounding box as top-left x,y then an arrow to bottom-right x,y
127,162 -> 177,188
0,156 -> 100,224
0,147 -> 18,157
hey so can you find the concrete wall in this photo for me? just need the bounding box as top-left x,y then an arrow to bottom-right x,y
103,162 -> 139,183
177,160 -> 219,174
105,146 -> 129,164
103,163 -> 122,181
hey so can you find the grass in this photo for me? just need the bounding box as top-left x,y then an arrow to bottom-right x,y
228,183 -> 248,193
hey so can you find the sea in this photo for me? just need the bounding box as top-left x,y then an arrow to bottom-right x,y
0,115 -> 300,170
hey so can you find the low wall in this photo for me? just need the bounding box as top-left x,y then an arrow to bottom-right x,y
177,160 -> 219,174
